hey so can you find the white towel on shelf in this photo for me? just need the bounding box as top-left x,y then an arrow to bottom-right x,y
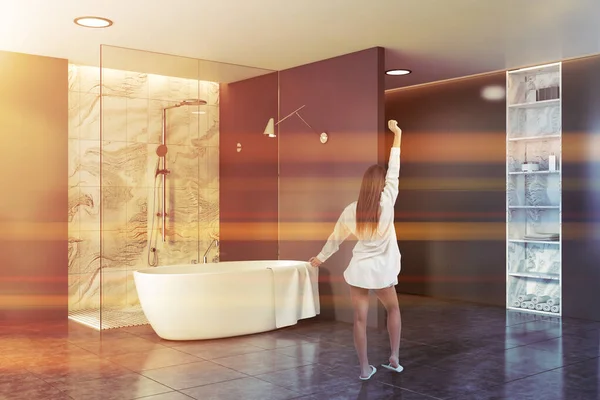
268,263 -> 320,328
547,297 -> 560,307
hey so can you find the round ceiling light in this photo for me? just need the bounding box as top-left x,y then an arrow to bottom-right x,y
74,16 -> 113,28
386,69 -> 412,76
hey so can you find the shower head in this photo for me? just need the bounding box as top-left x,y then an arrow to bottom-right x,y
163,99 -> 207,110
179,99 -> 207,106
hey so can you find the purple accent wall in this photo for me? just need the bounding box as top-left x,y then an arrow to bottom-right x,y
278,47 -> 387,326
0,51 -> 68,322
219,73 -> 279,261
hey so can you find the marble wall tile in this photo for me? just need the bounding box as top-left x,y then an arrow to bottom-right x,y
206,105 -> 220,146
79,93 -> 100,140
101,228 -> 130,272
165,106 -> 193,146
68,63 -> 219,321
68,187 -> 80,234
78,187 -> 100,231
102,270 -> 127,308
68,64 -> 80,92
79,140 -> 100,187
101,186 -> 129,231
68,139 -> 80,186
79,66 -> 100,95
148,74 -> 171,101
101,141 -> 130,187
169,76 -> 197,101
166,144 -> 200,187
68,92 -> 80,139
79,271 -> 101,310
147,99 -> 169,144
68,237 -> 80,275
101,68 -> 128,97
125,142 -> 148,188
206,82 -> 219,106
125,71 -> 149,99
77,230 -> 101,274
207,147 -> 219,189
68,275 -> 81,309
101,96 -> 128,142
127,98 -> 149,143
126,187 -> 149,269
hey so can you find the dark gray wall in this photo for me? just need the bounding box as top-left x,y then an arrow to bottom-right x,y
562,55 -> 600,321
385,72 -> 506,306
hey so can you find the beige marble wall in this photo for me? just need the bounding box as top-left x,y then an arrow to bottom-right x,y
68,64 -> 219,313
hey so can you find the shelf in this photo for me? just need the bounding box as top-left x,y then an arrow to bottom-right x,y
508,206 -> 560,210
508,272 -> 560,280
507,306 -> 561,317
506,62 -> 562,317
508,62 -> 561,75
508,99 -> 560,109
508,239 -> 560,245
507,134 -> 561,142
508,170 -> 560,175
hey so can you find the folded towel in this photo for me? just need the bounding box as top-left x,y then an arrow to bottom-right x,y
268,263 -> 320,328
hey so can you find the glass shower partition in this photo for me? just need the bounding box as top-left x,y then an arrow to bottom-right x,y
66,44 -> 277,330
97,46 -> 206,329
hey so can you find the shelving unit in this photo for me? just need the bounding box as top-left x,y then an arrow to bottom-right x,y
506,62 -> 562,316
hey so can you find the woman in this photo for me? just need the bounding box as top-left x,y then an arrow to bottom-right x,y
309,119 -> 403,381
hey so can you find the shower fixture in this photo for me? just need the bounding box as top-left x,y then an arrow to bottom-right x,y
263,105 -> 328,144
149,98 -> 207,266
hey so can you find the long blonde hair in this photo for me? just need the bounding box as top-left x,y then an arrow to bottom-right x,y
356,164 -> 386,239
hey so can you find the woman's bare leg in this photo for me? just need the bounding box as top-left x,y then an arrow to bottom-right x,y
349,285 -> 372,377
374,286 -> 401,368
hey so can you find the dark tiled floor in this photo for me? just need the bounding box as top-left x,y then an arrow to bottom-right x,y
2,294 -> 600,399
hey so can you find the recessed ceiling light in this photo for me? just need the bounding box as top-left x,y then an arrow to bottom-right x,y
191,111 -> 206,115
74,16 -> 113,28
386,69 -> 412,76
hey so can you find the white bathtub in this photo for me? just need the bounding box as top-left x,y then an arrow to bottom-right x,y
133,260 -> 319,341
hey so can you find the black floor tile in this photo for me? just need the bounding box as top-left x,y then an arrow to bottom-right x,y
3,295 -> 600,400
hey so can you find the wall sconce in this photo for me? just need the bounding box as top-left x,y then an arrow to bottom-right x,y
263,105 -> 328,144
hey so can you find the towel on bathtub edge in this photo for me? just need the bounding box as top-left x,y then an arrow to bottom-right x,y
268,263 -> 319,328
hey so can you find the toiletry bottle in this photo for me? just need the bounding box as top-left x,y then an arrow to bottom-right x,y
549,153 -> 556,171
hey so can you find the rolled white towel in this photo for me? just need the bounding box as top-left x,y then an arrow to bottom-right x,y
513,300 -> 522,308
535,304 -> 544,311
520,301 -> 530,309
551,305 -> 560,313
547,297 -> 560,307
518,294 -> 534,302
542,304 -> 551,312
533,295 -> 550,304
527,302 -> 536,310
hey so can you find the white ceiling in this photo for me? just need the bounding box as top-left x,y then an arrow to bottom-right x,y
1,0 -> 600,89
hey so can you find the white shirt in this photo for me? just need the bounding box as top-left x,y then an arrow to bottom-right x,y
317,147 -> 401,289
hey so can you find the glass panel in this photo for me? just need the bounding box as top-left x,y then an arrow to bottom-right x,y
94,45 -> 275,330
67,60 -> 102,329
